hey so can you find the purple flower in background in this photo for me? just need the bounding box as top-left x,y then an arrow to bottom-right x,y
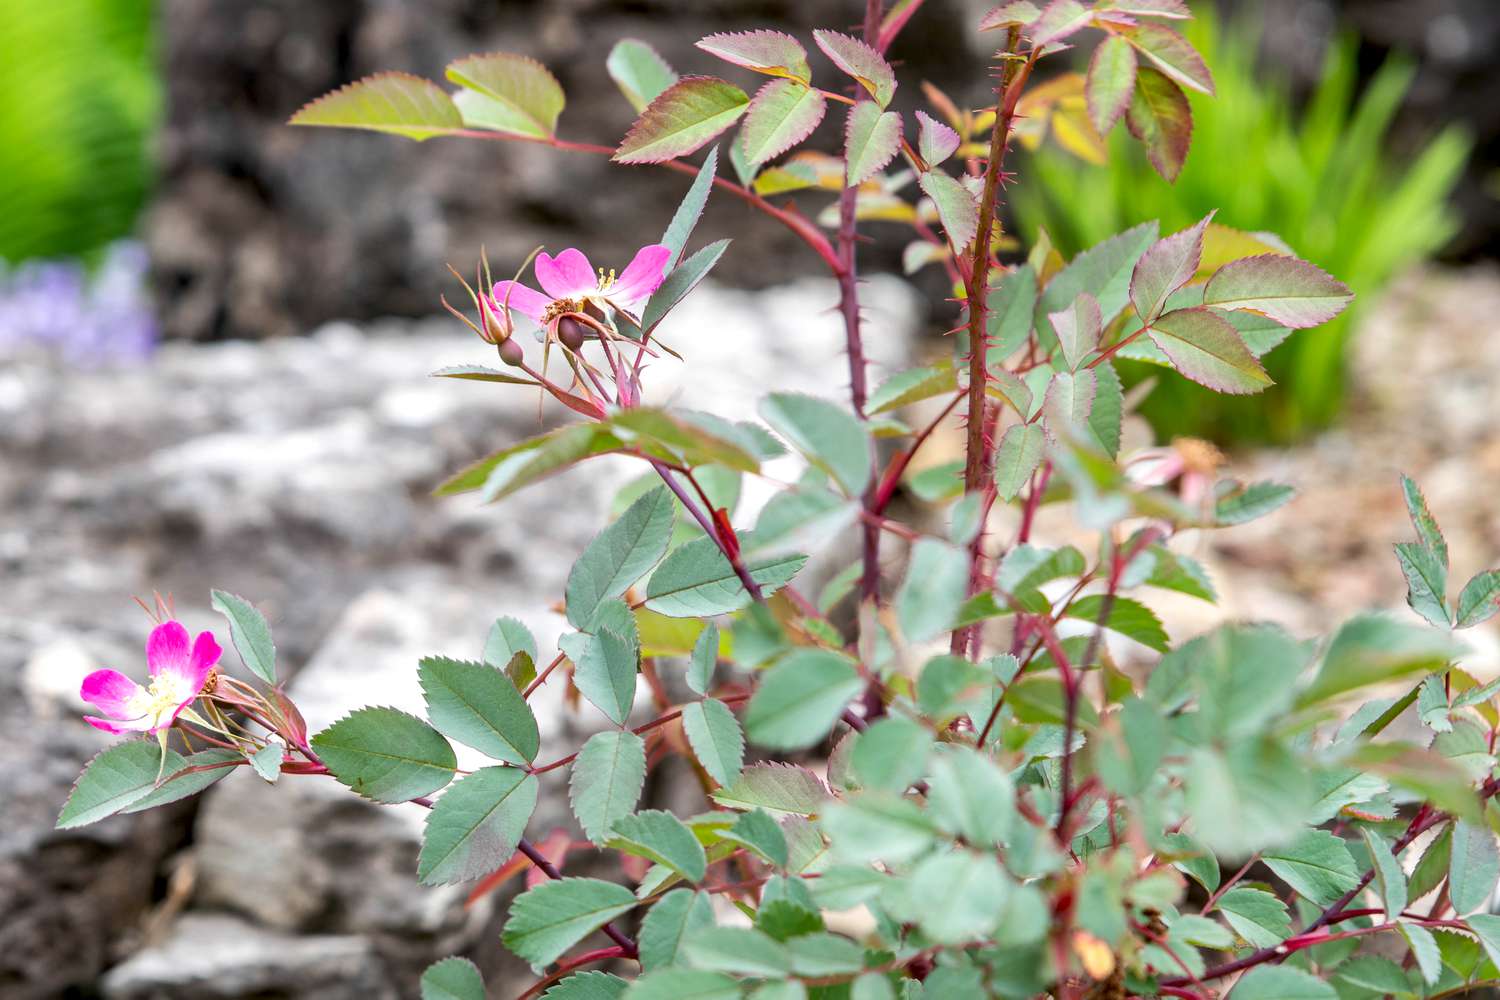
0,240 -> 157,365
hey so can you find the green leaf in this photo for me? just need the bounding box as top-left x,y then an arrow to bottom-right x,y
1147,307 -> 1271,394
210,590 -> 277,685
1217,887 -> 1290,948
484,616 -> 537,669
312,708 -> 456,803
121,749 -> 242,814
1226,966 -> 1335,1000
1397,541 -> 1451,627
1121,22 -> 1214,96
1262,830 -> 1359,906
419,656 -> 539,765
420,957 -> 485,1000
712,763 -> 828,816
683,926 -> 792,977
639,889 -> 715,971
812,30 -> 895,107
1333,955 -> 1411,996
608,39 -> 678,113
1298,614 -> 1463,708
868,364 -> 957,416
681,698 -> 745,787
1466,912 -> 1500,970
844,102 -> 903,187
446,53 -> 564,139
640,239 -> 732,335
1124,66 -> 1192,182
419,767 -> 537,885
695,30 -> 812,84
1036,222 -> 1157,348
1401,474 -> 1449,568
610,408 -> 760,474
895,539 -> 968,644
898,850 -> 1010,944
822,793 -> 937,864
1399,921 -> 1442,985
545,972 -> 629,999
1449,819 -> 1499,915
687,622 -> 719,696
1215,481 -> 1294,525
621,969 -> 739,999
570,730 -> 647,843
760,393 -> 872,496
990,423 -> 1045,506
1051,291 -> 1103,370
926,746 -> 1015,847
740,80 -> 825,166
248,742 -> 282,782
437,423 -> 625,499
645,534 -> 806,617
58,740 -> 183,829
502,877 -> 638,966
1086,33 -> 1137,134
568,487 -> 675,630
288,72 -> 464,141
745,649 -> 861,751
430,364 -> 536,386
918,171 -> 979,252
608,809 -> 708,882
1064,595 -> 1169,652
560,600 -> 640,726
915,109 -> 960,166
1043,368 -> 1096,431
720,809 -> 788,868
615,76 -> 750,164
660,146 -> 718,271
1202,254 -> 1355,329
1131,213 -> 1212,324
851,716 -> 932,793
1096,696 -> 1168,795
1362,828 -> 1408,919
1146,546 -> 1216,601
1457,570 -> 1500,628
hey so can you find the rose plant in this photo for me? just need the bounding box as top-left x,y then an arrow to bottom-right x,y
58,2 -> 1500,998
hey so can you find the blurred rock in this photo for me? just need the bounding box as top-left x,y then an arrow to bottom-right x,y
100,913 -> 395,1000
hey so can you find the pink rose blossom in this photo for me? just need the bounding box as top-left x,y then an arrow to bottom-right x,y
80,621 -> 221,734
490,244 -> 672,326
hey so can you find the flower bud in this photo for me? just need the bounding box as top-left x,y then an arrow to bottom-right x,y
497,337 -> 525,367
478,294 -> 512,345
557,315 -> 588,352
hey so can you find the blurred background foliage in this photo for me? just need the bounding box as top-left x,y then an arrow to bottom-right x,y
1011,6 -> 1472,444
0,0 -> 159,264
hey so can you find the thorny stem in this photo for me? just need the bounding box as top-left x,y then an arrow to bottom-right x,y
649,459 -> 764,602
517,837 -> 638,957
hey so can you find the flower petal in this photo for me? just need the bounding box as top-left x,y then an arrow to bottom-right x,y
609,244 -> 672,305
146,621 -> 192,678
186,631 -> 222,692
85,714 -> 152,734
80,669 -> 145,717
489,281 -> 551,324
535,249 -> 597,300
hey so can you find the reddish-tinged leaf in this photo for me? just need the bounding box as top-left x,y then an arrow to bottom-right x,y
812,30 -> 896,108
446,53 -> 565,139
918,171 -> 980,252
915,110 -> 961,166
1086,34 -> 1137,135
845,102 -> 903,186
1100,0 -> 1190,18
1131,211 -> 1214,323
696,30 -> 812,84
615,76 -> 750,164
1202,254 -> 1355,329
1125,66 -> 1192,182
289,72 -> 464,141
739,80 -> 826,166
979,1 -> 1042,30
1051,291 -> 1103,370
1147,306 -> 1271,395
1122,22 -> 1214,96
1028,0 -> 1093,47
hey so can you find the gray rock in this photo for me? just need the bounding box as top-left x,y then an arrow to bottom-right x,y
100,913 -> 395,1000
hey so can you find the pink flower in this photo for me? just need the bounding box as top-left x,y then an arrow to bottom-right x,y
490,245 -> 672,326
80,621 -> 221,734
